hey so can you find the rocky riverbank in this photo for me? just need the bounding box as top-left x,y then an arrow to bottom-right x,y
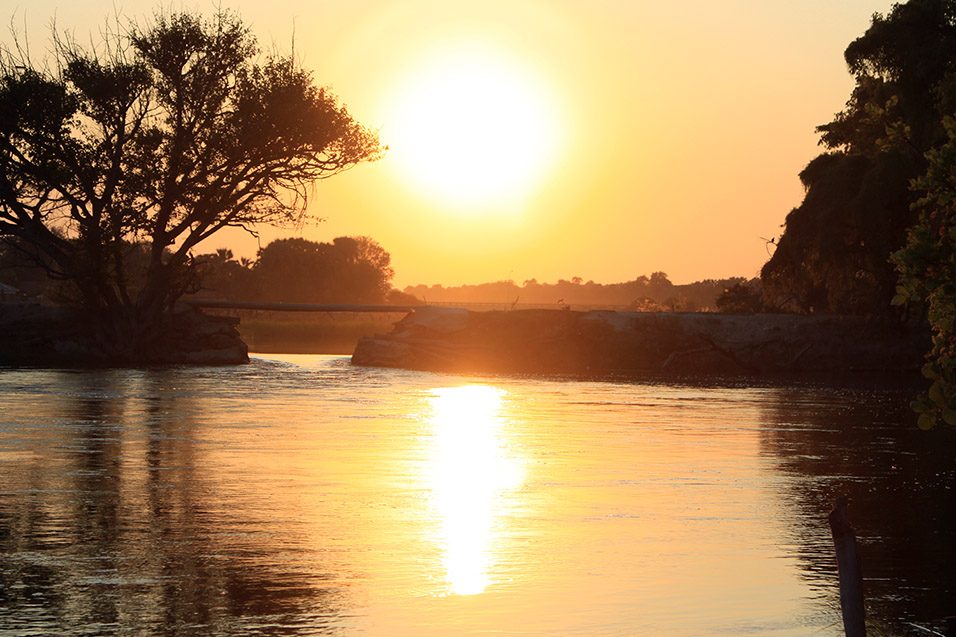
352,307 -> 930,382
0,302 -> 248,367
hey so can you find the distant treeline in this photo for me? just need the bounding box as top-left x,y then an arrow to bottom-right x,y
403,273 -> 761,312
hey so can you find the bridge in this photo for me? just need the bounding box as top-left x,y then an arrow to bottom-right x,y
182,299 -> 422,313
182,299 -> 626,313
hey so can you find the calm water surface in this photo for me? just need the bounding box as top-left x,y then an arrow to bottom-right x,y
0,355 -> 953,636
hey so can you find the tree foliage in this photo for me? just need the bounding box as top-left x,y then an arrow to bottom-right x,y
892,116 -> 956,428
0,10 -> 381,359
193,236 -> 395,305
762,0 -> 956,314
253,236 -> 393,304
715,278 -> 766,313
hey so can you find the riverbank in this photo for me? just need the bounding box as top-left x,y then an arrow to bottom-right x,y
352,307 -> 930,382
1,302 -> 931,379
0,302 -> 248,367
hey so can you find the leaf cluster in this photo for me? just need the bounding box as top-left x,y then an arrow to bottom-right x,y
893,117 -> 956,428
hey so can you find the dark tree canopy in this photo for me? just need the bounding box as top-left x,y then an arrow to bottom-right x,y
0,10 -> 381,359
250,236 -> 394,304
762,0 -> 956,314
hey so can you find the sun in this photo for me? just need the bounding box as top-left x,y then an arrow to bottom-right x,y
384,43 -> 563,214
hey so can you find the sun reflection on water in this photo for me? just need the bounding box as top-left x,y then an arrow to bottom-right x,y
426,385 -> 522,595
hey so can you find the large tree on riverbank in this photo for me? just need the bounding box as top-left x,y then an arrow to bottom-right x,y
0,10 -> 381,359
761,0 -> 956,314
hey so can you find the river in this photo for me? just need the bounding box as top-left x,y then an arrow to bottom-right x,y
0,355 -> 953,636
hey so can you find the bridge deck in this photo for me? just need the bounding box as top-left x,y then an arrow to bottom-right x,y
183,299 -> 421,313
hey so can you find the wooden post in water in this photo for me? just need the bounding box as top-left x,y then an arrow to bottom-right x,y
828,496 -> 865,637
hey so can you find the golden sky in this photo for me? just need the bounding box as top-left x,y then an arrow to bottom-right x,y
8,0 -> 896,287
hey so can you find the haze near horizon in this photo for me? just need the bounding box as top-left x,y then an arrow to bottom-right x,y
5,0 -> 897,287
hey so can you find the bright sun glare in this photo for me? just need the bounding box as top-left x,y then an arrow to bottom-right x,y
427,385 -> 522,595
385,44 -> 562,214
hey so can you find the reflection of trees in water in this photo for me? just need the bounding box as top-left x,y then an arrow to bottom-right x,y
758,387 -> 956,630
0,371 -> 346,635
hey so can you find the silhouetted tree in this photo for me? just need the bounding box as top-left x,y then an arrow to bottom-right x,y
762,0 -> 956,314
386,288 -> 424,306
716,279 -> 766,313
329,236 -> 394,302
253,238 -> 328,302
0,10 -> 381,360
251,236 -> 394,304
193,248 -> 254,300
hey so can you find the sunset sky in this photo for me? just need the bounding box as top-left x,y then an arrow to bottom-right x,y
6,0 -> 896,288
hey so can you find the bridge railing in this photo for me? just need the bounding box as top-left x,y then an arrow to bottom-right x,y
183,299 -> 637,313
182,300 -> 422,313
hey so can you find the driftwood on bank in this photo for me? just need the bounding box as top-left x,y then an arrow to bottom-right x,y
352,307 -> 929,379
